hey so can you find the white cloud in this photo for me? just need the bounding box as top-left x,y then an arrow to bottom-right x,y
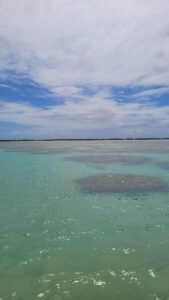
0,0 -> 169,138
0,96 -> 169,138
131,87 -> 169,100
0,0 -> 169,91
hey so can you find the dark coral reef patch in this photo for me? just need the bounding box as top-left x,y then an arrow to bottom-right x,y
68,155 -> 151,165
76,174 -> 168,194
157,161 -> 169,170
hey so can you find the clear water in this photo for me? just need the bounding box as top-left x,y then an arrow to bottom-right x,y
0,140 -> 169,300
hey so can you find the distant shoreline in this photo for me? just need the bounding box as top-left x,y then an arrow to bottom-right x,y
0,138 -> 169,142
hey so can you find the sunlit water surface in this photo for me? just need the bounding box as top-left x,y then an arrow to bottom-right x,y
0,140 -> 169,300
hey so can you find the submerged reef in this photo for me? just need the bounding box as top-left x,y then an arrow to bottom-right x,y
157,161 -> 169,170
76,174 -> 168,194
67,155 -> 151,165
0,142 -> 69,154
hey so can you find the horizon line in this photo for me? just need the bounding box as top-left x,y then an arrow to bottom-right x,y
0,138 -> 169,142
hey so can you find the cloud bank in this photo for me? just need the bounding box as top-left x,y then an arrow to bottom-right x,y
0,0 -> 169,138
1,94 -> 169,139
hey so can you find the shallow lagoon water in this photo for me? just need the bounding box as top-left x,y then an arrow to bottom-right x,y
0,140 -> 169,300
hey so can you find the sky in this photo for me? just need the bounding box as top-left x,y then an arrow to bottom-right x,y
0,0 -> 169,139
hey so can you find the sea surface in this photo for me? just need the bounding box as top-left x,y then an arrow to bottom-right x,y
0,140 -> 169,300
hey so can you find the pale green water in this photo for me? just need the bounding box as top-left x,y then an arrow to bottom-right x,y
0,140 -> 169,300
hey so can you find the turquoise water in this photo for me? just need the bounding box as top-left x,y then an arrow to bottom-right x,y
0,140 -> 169,300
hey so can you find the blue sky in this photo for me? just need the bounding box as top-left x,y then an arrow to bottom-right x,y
0,0 -> 169,139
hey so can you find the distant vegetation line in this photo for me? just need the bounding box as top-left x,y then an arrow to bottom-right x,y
0,138 -> 169,142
